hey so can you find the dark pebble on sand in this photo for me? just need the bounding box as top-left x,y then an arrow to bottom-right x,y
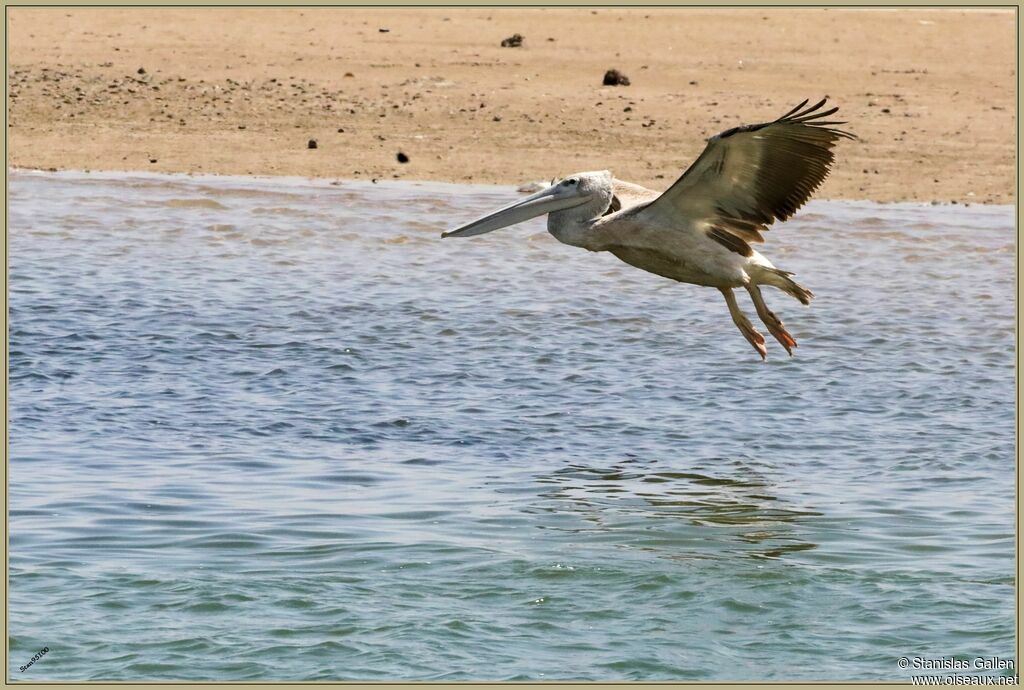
501,34 -> 524,48
307,139 -> 318,149
137,67 -> 146,75
149,158 -> 157,163
379,28 -> 390,33
603,69 -> 630,86
397,152 -> 409,163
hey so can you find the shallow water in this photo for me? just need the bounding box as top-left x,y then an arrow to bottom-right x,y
8,170 -> 1016,681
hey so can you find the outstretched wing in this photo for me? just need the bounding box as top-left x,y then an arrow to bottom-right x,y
640,98 -> 856,256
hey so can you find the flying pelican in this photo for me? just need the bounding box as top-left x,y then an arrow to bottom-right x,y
441,98 -> 855,359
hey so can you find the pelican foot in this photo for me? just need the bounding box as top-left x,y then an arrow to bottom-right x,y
739,320 -> 769,360
762,311 -> 797,356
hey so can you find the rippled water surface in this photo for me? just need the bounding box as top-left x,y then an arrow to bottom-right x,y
8,171 -> 1016,681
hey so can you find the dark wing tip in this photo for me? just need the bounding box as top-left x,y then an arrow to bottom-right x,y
790,97 -> 829,120
716,98 -> 856,141
777,98 -> 857,139
776,98 -> 810,121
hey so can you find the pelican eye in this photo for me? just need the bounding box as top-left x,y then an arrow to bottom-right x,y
563,178 -> 579,187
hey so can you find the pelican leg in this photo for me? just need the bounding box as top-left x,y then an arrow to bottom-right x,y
746,284 -> 797,356
720,288 -> 767,360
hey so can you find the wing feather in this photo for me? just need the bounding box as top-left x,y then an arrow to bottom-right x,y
640,98 -> 855,248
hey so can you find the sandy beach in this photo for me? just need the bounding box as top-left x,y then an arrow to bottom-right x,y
7,8 -> 1016,204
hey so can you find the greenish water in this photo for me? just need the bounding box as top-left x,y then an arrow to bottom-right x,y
8,171 -> 1016,681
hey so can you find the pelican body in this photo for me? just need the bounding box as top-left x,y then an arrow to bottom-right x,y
442,99 -> 855,359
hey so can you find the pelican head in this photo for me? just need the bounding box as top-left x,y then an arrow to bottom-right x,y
442,170 -> 614,238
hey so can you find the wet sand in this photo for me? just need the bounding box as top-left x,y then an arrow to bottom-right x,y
7,8 -> 1016,203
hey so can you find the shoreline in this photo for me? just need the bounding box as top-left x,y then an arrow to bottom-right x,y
11,166 -> 1011,211
9,8 -> 1015,205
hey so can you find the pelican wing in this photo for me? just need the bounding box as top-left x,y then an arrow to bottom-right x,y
642,98 -> 855,254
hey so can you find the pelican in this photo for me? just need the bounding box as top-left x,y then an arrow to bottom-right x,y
442,98 -> 855,359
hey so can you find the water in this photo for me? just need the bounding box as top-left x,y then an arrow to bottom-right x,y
8,170 -> 1016,681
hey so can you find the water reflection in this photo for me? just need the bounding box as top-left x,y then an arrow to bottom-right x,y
532,456 -> 820,560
